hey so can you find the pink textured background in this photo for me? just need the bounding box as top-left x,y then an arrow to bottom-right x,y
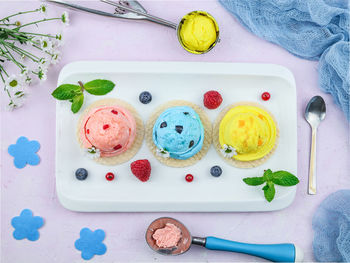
1,1 -> 349,262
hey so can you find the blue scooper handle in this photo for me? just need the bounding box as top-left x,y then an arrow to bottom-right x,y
205,237 -> 303,262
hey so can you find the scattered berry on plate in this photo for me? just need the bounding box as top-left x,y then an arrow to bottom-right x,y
105,172 -> 115,181
210,166 -> 222,177
185,174 -> 194,182
203,90 -> 223,109
139,91 -> 152,104
261,92 -> 271,101
75,168 -> 88,180
131,159 -> 151,182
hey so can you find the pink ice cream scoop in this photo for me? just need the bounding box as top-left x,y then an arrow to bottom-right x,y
80,106 -> 136,157
152,223 -> 182,248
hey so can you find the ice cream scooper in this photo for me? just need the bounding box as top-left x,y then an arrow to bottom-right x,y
45,0 -> 220,54
146,217 -> 303,262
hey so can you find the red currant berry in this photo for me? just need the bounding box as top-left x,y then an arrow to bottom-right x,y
111,110 -> 118,115
185,174 -> 193,182
261,92 -> 271,101
105,172 -> 115,181
103,124 -> 110,130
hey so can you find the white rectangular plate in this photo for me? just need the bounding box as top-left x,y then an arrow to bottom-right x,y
56,61 -> 297,212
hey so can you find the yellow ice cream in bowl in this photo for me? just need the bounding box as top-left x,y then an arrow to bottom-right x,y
177,11 -> 219,54
219,105 -> 277,161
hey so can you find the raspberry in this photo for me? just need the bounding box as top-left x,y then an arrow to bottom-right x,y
203,90 -> 223,109
130,159 -> 151,182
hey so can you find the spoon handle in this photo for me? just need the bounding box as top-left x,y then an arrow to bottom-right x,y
308,127 -> 317,195
205,237 -> 303,262
100,0 -> 177,29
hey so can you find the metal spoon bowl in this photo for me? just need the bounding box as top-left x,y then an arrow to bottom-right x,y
145,217 -> 192,256
304,95 -> 326,195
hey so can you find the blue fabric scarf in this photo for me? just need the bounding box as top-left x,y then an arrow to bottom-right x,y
313,190 -> 350,261
219,0 -> 350,121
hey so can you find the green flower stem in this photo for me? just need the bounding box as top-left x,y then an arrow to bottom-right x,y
0,44 -> 24,70
10,43 -> 40,62
1,39 -> 39,61
0,65 -> 14,104
0,9 -> 40,22
0,23 -> 17,26
29,43 -> 54,57
20,31 -> 56,38
15,17 -> 61,30
0,64 -> 9,77
0,71 -> 5,82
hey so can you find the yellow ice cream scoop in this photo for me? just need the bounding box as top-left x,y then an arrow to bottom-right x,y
219,105 -> 277,161
178,11 -> 219,54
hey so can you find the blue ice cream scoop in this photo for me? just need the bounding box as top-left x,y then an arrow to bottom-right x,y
152,106 -> 204,160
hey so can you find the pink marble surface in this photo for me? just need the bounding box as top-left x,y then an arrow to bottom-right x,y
1,1 -> 349,262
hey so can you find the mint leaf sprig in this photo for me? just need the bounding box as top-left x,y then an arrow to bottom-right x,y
243,169 -> 299,202
52,79 -> 115,113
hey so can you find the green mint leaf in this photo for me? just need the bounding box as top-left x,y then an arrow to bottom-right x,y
263,182 -> 275,202
243,177 -> 266,186
52,84 -> 80,100
71,93 -> 84,113
271,171 -> 299,186
84,79 -> 115,95
263,169 -> 273,181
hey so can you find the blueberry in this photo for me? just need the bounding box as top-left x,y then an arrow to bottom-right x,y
175,125 -> 183,134
75,168 -> 88,180
189,140 -> 194,148
139,91 -> 152,104
210,166 -> 222,177
160,121 -> 167,128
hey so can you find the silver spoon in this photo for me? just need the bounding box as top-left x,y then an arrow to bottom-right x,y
304,96 -> 326,195
146,217 -> 303,262
45,0 -> 220,54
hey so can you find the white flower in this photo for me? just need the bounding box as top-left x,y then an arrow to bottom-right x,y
55,33 -> 64,47
40,37 -> 53,52
61,11 -> 69,26
39,4 -> 47,14
156,147 -> 170,158
6,101 -> 16,111
84,146 -> 100,159
6,95 -> 27,110
5,74 -> 23,90
6,83 -> 28,111
20,68 -> 32,85
220,144 -> 237,158
50,50 -> 61,65
39,57 -> 51,69
30,36 -> 41,46
37,67 -> 47,81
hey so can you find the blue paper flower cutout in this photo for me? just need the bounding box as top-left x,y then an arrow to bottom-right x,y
75,228 -> 107,260
11,209 -> 44,241
8,136 -> 40,169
